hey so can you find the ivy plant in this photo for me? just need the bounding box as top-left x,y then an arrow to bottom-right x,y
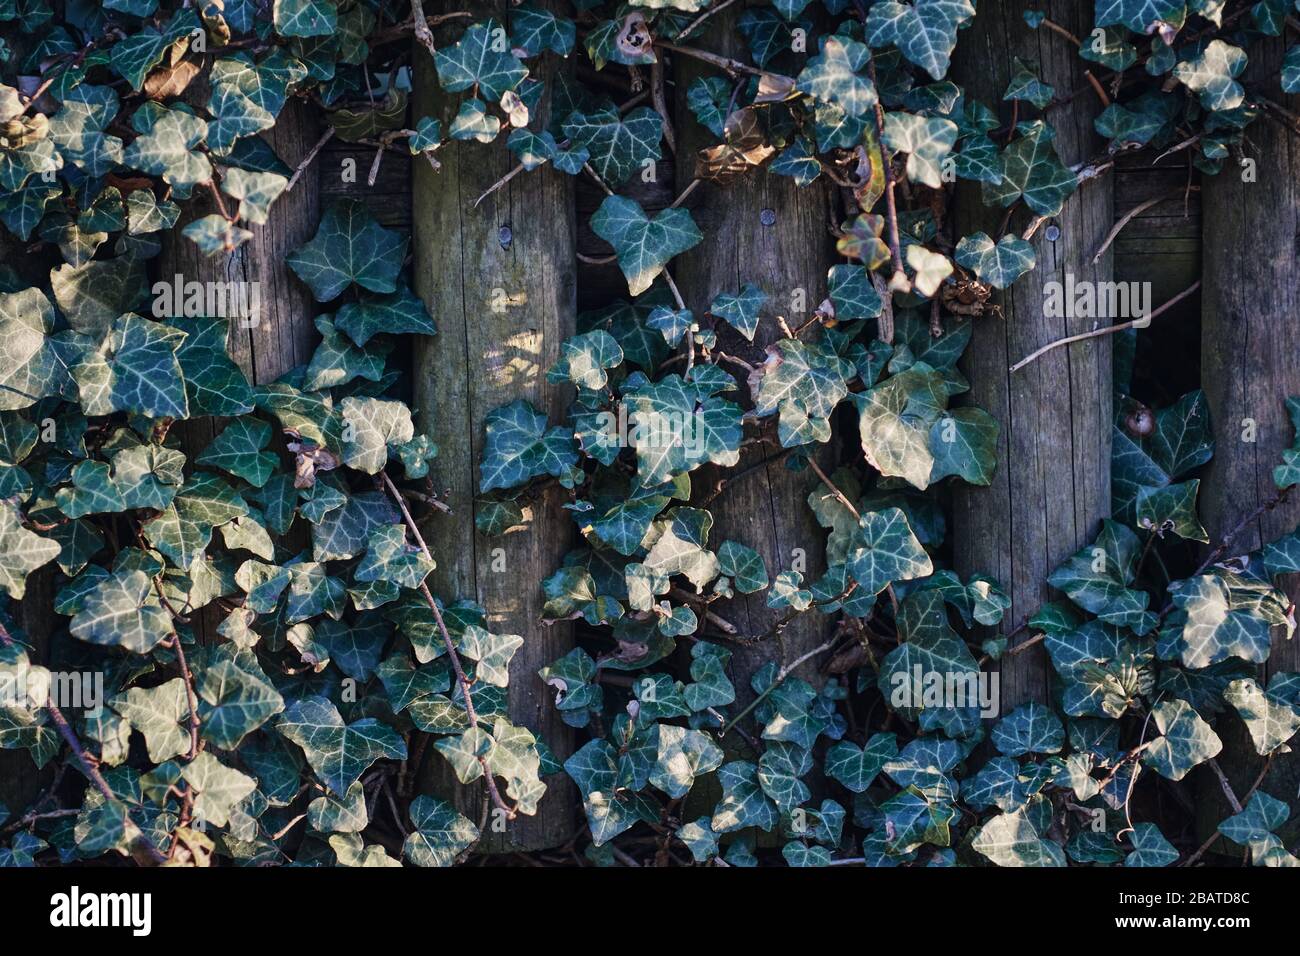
1,0 -> 1298,869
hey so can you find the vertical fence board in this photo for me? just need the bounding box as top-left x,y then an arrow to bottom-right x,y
411,8 -> 578,850
951,0 -> 1113,711
1199,38 -> 1300,843
672,16 -> 837,719
160,99 -> 322,642
161,99 -> 320,387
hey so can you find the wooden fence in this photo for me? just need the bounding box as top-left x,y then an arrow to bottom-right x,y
5,2 -> 1298,859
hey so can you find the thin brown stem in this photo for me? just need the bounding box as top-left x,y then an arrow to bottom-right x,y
674,0 -> 739,40
46,701 -> 168,865
285,127 -> 335,194
379,472 -> 517,820
1182,758 -> 1272,866
1039,17 -> 1082,47
1009,280 -> 1201,373
720,637 -> 838,737
409,0 -> 439,56
866,60 -> 908,292
474,93 -> 650,207
1093,188 -> 1197,264
807,456 -> 859,520
655,41 -> 778,79
1207,758 -> 1243,815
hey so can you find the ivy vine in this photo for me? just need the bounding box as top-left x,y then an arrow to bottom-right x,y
1,0 -> 1299,868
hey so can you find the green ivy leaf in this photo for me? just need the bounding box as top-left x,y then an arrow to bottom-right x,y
1283,45 -> 1300,94
972,807 -> 1066,867
753,339 -> 854,447
983,121 -> 1077,217
564,738 -> 660,845
171,318 -> 256,417
308,781 -> 368,833
110,678 -> 190,762
354,525 -> 434,590
512,3 -> 576,57
827,265 -> 883,320
852,363 -> 948,490
144,473 -> 248,571
1165,572 -> 1285,668
1125,822 -> 1180,866
403,795 -> 479,866
0,288 -> 71,412
991,703 -> 1064,757
70,569 -> 173,654
182,752 -> 256,828
1047,520 -> 1153,631
479,399 -> 577,492
274,0 -> 338,38
1142,699 -> 1223,780
48,85 -> 123,177
276,696 -> 406,795
1217,790 -> 1289,847
954,232 -> 1036,289
648,724 -> 723,799
796,35 -> 877,116
340,397 -> 414,475
590,195 -> 703,297
1272,396 -> 1300,489
711,760 -> 780,834
1095,0 -> 1185,33
825,732 -> 897,792
622,375 -> 741,486
845,507 -> 933,596
1003,58 -> 1055,108
334,286 -> 437,347
124,103 -> 211,195
287,199 -> 407,302
198,657 -> 285,750
548,330 -> 623,390
1222,676 -> 1300,756
0,504 -> 61,599
198,418 -> 276,487
710,283 -> 767,342
563,107 -> 662,187
51,256 -> 147,338
71,314 -> 189,420
882,112 -> 957,188
716,540 -> 768,594
866,0 -> 976,80
1174,39 -> 1247,111
435,21 -> 527,100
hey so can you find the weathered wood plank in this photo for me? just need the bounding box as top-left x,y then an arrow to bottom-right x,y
410,7 -> 578,851
951,0 -> 1114,711
1201,55 -> 1300,673
318,143 -> 412,229
672,14 -> 836,716
1198,39 -> 1300,846
159,99 -> 323,641
161,99 -> 321,386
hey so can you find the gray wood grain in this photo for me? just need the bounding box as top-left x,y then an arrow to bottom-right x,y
159,99 -> 322,642
1199,38 -> 1300,847
672,13 -> 836,719
410,6 -> 578,851
951,0 -> 1113,711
